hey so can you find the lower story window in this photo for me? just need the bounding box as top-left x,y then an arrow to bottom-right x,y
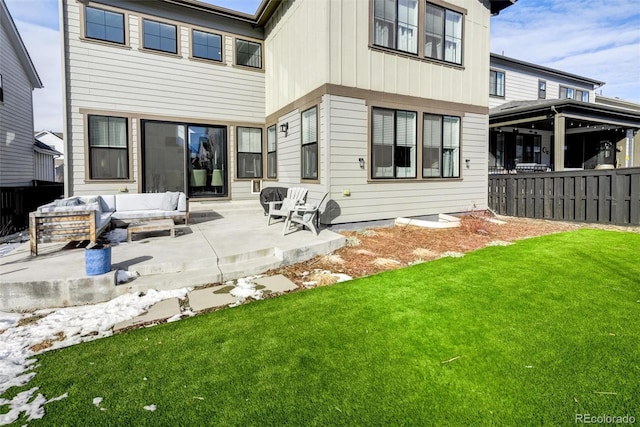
88,115 -> 128,179
236,127 -> 262,179
267,125 -> 277,179
371,107 -> 417,179
423,114 -> 460,178
301,106 -> 318,180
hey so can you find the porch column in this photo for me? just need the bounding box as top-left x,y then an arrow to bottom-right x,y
553,114 -> 565,171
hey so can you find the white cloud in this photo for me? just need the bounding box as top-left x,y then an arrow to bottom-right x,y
14,20 -> 63,132
491,0 -> 640,103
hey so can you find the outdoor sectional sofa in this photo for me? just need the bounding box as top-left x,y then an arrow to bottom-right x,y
29,192 -> 188,255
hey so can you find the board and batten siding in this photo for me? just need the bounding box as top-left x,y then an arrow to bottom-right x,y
326,95 -> 488,224
0,17 -> 35,187
63,0 -> 265,196
265,0 -> 491,116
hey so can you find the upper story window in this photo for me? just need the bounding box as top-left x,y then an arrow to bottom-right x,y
143,19 -> 177,54
235,39 -> 262,68
0,75 -> 3,103
538,80 -> 546,99
301,107 -> 318,180
88,115 -> 129,180
560,85 -> 589,102
192,30 -> 222,62
267,125 -> 277,179
425,2 -> 463,64
85,6 -> 125,44
237,127 -> 263,179
373,0 -> 419,54
371,107 -> 417,179
489,70 -> 505,97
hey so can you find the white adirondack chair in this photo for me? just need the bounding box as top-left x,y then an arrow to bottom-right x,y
283,192 -> 329,236
267,187 -> 308,226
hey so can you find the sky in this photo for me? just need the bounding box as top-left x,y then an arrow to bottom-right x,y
4,0 -> 639,133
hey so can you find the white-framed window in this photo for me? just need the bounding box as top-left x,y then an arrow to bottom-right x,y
425,2 -> 463,64
88,115 -> 129,180
143,19 -> 177,54
267,125 -> 277,179
235,39 -> 262,68
236,127 -> 262,179
301,107 -> 318,180
371,108 -> 417,179
373,0 -> 419,54
192,29 -> 222,62
489,70 -> 505,97
85,6 -> 125,44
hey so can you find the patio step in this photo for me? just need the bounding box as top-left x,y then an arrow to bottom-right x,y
116,256 -> 215,277
217,247 -> 275,265
123,268 -> 222,294
219,255 -> 283,282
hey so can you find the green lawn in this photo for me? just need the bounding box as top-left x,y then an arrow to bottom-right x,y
6,229 -> 640,426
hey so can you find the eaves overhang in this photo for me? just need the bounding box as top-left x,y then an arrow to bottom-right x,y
490,0 -> 517,15
159,0 -> 281,26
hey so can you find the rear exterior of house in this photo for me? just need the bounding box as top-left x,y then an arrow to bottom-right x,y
488,54 -> 640,172
61,0 -> 514,224
0,0 -> 43,187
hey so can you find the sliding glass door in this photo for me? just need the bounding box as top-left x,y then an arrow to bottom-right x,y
142,121 -> 227,198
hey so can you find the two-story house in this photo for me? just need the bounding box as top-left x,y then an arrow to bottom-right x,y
61,0 -> 515,224
0,0 -> 43,187
488,53 -> 640,173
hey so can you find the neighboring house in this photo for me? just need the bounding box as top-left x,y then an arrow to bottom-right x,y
61,0 -> 515,224
35,130 -> 65,182
33,139 -> 62,182
0,0 -> 43,187
488,53 -> 640,172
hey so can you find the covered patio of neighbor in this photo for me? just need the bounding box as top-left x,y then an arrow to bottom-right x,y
489,99 -> 640,174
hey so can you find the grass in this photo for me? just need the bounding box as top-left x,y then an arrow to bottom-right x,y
5,229 -> 640,426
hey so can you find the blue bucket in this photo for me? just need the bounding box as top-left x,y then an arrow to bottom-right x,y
85,244 -> 112,276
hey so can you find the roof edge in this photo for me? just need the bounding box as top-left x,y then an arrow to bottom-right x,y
490,53 -> 605,88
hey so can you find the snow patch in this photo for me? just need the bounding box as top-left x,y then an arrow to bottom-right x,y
144,404 -> 157,411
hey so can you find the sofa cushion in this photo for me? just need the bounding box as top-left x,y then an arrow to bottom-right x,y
161,192 -> 180,211
115,194 -> 165,212
112,210 -> 184,220
54,197 -> 83,207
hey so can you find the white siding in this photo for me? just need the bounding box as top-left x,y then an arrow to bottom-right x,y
0,17 -> 35,186
34,151 -> 56,182
63,0 -> 265,196
489,62 -> 597,109
326,95 -> 488,224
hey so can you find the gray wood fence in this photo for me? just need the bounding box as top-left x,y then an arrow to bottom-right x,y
488,168 -> 640,226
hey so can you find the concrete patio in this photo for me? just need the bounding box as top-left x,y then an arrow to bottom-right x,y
0,201 -> 345,311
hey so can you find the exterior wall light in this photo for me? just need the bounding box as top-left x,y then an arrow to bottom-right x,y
279,122 -> 289,137
358,158 -> 365,168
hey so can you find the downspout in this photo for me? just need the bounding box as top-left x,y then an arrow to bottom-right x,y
323,0 -> 332,224
59,0 -> 71,197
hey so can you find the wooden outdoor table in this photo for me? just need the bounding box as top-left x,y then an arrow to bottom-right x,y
127,219 -> 176,242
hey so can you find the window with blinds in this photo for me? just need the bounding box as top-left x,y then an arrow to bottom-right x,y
425,3 -> 462,64
88,115 -> 128,179
267,125 -> 277,179
301,107 -> 318,180
237,127 -> 263,179
489,70 -> 505,97
374,0 -> 418,54
371,108 -> 416,179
